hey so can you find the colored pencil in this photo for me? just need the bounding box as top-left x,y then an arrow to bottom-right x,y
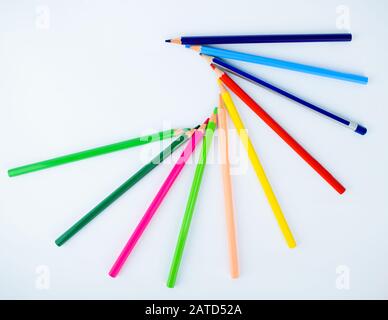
211,65 -> 346,194
8,129 -> 186,177
166,33 -> 352,45
210,56 -> 367,135
190,45 -> 368,84
55,129 -> 195,247
167,110 -> 217,288
109,121 -> 208,278
218,96 -> 239,278
219,83 -> 296,249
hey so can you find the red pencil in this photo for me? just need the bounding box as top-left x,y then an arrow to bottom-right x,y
209,63 -> 345,194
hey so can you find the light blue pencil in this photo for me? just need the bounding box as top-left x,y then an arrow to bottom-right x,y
189,45 -> 368,85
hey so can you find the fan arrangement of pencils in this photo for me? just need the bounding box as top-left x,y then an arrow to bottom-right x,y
8,32 -> 368,288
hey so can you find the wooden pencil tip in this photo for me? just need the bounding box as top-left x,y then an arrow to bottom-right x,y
209,111 -> 217,125
198,119 -> 209,132
200,54 -> 213,64
188,45 -> 201,52
185,129 -> 195,137
167,38 -> 182,45
174,128 -> 185,136
219,94 -> 225,107
217,80 -> 227,93
212,66 -> 225,79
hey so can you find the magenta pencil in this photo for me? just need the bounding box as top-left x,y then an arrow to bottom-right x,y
109,121 -> 208,277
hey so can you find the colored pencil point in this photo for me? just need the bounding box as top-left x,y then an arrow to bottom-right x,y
166,38 -> 182,45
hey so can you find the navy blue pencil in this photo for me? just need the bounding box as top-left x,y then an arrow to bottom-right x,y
205,55 -> 367,135
166,33 -> 352,45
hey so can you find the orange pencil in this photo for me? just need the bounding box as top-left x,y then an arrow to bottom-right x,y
218,95 -> 239,278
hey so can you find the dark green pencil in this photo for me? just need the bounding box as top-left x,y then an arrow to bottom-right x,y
55,129 -> 194,246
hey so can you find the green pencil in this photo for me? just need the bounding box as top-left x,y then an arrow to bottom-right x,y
8,129 -> 186,177
55,129 -> 194,247
167,109 -> 217,288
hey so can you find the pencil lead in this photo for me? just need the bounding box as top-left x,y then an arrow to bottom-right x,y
165,38 -> 182,44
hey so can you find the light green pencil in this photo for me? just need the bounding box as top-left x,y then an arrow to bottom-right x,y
167,108 -> 217,288
8,129 -> 186,177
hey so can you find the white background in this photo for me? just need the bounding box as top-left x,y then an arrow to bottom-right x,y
1,0 -> 387,299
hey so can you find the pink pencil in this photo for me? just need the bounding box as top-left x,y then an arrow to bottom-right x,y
109,120 -> 208,277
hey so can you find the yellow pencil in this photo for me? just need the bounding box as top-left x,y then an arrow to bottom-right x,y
218,95 -> 239,278
218,81 -> 296,249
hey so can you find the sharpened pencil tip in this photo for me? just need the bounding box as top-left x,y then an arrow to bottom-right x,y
200,54 -> 213,64
167,38 -> 182,45
217,80 -> 227,93
212,66 -> 225,78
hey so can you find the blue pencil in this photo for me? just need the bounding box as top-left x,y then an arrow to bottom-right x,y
207,56 -> 367,135
166,33 -> 352,45
190,45 -> 368,85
